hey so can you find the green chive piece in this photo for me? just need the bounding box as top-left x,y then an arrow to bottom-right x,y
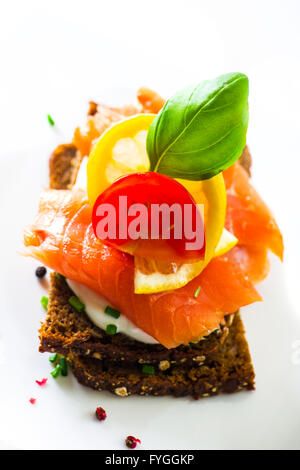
40,296 -> 49,310
69,295 -> 85,312
106,324 -> 117,335
194,286 -> 201,298
104,306 -> 121,319
47,114 -> 55,126
55,273 -> 65,281
142,365 -> 155,375
49,353 -> 58,363
59,356 -> 68,376
51,364 -> 62,378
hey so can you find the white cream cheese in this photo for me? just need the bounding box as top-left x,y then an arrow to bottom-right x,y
67,279 -> 158,344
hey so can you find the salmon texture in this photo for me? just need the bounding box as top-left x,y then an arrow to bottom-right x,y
23,159 -> 283,349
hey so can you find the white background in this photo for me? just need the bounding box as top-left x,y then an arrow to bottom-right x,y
0,0 -> 300,450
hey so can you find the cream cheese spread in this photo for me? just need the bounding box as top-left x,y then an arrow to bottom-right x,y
67,279 -> 158,344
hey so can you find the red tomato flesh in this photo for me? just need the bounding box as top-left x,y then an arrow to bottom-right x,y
92,172 -> 205,262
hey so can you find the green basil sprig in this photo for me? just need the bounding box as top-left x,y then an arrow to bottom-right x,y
146,72 -> 249,180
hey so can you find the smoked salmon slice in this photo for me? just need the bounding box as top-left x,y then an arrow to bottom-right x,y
225,245 -> 270,284
73,89 -> 165,157
221,161 -> 283,285
223,162 -> 283,261
23,188 -> 261,348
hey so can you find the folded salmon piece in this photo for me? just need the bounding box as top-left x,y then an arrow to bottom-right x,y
224,162 -> 283,261
24,185 -> 262,349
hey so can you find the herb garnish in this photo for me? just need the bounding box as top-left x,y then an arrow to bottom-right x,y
69,295 -> 85,312
47,114 -> 55,126
51,364 -> 62,378
142,364 -> 155,375
147,72 -> 249,180
40,296 -> 49,310
104,306 -> 121,319
106,324 -> 117,335
49,353 -> 58,363
59,356 -> 68,376
194,286 -> 201,298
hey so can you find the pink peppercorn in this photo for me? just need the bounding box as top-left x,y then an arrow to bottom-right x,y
125,436 -> 141,449
29,398 -> 36,405
95,406 -> 107,421
36,378 -> 48,386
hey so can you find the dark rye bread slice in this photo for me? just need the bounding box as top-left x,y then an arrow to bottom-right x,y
66,313 -> 254,399
39,141 -> 255,397
49,143 -> 82,190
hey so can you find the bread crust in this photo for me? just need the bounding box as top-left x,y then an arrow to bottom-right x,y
67,313 -> 254,399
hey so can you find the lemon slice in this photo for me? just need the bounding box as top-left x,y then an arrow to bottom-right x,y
134,228 -> 238,294
214,228 -> 238,257
87,114 -> 155,206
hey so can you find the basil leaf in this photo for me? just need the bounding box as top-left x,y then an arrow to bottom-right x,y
146,72 -> 249,180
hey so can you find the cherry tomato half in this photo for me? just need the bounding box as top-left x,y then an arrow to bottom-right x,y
92,172 -> 205,262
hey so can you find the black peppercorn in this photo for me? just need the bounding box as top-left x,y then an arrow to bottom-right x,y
35,266 -> 47,278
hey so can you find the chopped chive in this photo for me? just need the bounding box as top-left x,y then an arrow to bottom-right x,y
40,296 -> 49,310
51,364 -> 62,378
106,324 -> 117,335
104,306 -> 121,319
47,114 -> 55,126
194,286 -> 201,298
49,353 -> 58,364
142,365 -> 155,375
55,273 -> 65,281
69,295 -> 85,312
59,356 -> 68,376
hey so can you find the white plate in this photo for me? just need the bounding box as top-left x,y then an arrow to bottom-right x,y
1,0 -> 300,450
1,137 -> 300,452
